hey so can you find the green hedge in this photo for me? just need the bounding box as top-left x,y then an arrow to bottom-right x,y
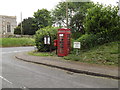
77,29 -> 120,50
35,26 -> 59,52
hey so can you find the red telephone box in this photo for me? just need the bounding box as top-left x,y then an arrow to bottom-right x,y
57,28 -> 71,56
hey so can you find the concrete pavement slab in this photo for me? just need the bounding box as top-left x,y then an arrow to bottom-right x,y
15,52 -> 119,80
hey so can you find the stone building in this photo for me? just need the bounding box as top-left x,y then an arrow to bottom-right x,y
0,15 -> 17,36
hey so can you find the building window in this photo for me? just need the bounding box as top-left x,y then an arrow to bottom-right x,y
7,22 -> 11,32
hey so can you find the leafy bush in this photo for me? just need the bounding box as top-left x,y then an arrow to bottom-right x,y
77,28 -> 120,50
84,4 -> 120,35
71,31 -> 83,40
78,4 -> 120,50
35,26 -> 59,52
77,34 -> 96,49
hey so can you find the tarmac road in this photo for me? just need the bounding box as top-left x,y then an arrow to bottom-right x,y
1,47 -> 118,88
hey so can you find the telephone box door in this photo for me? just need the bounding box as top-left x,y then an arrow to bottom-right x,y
57,28 -> 71,57
57,33 -> 65,56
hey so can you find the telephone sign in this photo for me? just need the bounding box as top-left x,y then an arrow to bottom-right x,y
59,34 -> 64,36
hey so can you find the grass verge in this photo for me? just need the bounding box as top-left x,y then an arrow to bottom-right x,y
0,38 -> 35,47
64,41 -> 119,66
28,51 -> 55,57
28,41 -> 119,66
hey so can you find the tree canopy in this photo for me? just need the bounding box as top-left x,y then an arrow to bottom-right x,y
51,2 -> 94,39
84,4 -> 120,34
33,8 -> 52,29
14,17 -> 37,35
14,8 -> 52,35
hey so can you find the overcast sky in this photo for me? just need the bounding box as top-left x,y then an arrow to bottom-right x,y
0,0 -> 119,24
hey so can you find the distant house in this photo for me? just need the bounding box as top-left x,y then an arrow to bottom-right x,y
0,15 -> 17,37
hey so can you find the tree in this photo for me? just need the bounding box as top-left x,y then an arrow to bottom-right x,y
69,2 -> 94,33
22,17 -> 38,35
52,2 -> 94,39
84,4 -> 120,34
14,17 -> 37,35
14,26 -> 21,34
33,9 -> 52,29
52,2 -> 67,27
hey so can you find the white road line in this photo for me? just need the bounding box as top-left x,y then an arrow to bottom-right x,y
2,50 -> 30,54
0,76 -> 13,84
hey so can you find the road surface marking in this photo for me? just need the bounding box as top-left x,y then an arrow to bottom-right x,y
0,76 -> 13,84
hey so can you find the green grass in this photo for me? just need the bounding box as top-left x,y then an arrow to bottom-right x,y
64,41 -> 119,66
0,38 -> 35,47
28,41 -> 119,66
28,51 -> 55,57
